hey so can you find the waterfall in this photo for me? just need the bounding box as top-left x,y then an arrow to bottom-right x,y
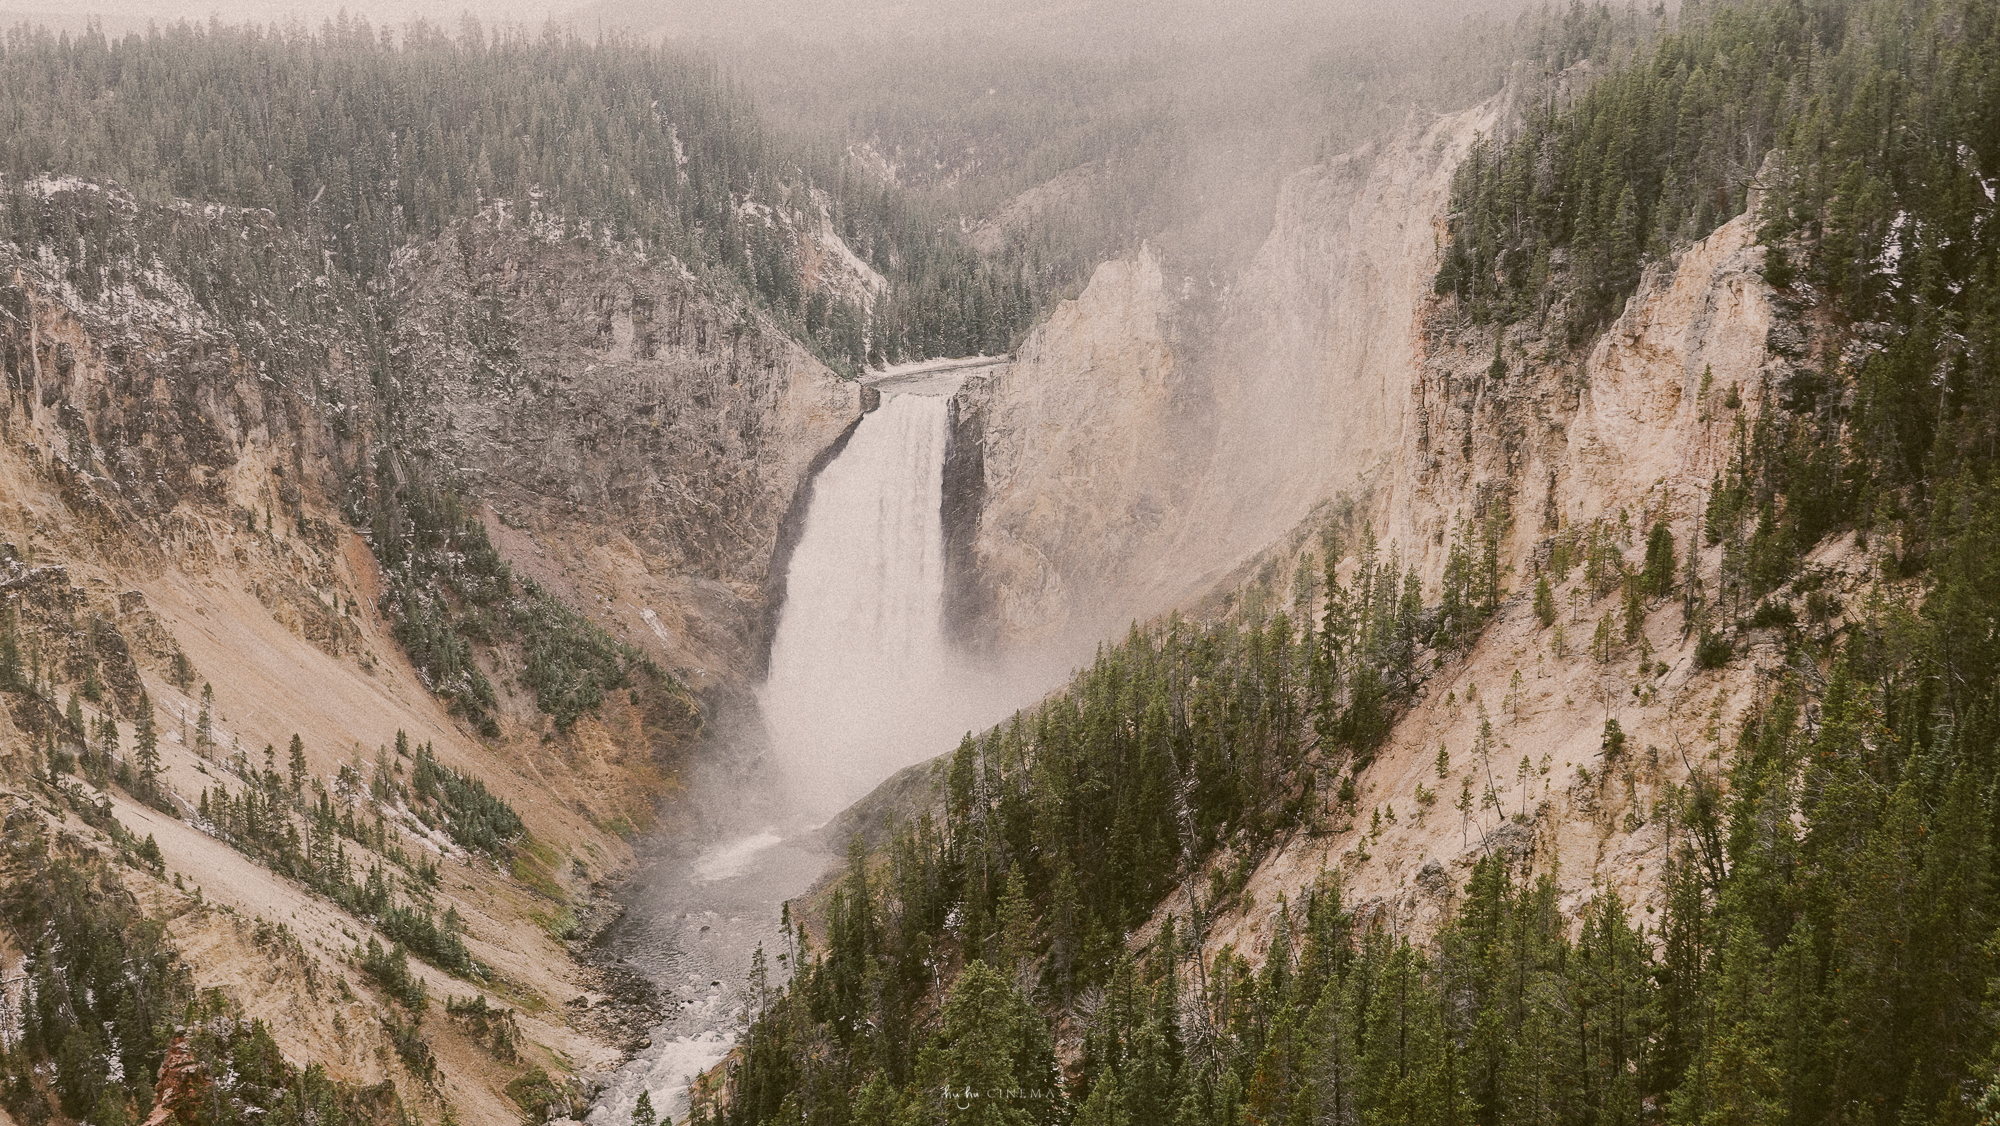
761,388 -> 958,822
590,373 -> 1057,1126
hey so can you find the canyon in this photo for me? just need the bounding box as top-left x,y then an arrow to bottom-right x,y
0,49 -> 1864,1126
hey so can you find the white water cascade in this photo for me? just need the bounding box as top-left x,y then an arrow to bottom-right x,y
761,385 -> 961,822
590,371 -> 1056,1126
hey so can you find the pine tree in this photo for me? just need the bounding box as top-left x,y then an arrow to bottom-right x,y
1643,522 -> 1675,596
1678,918 -> 1780,1126
196,682 -> 215,752
133,691 -> 160,796
912,961 -> 1051,1126
1075,1071 -> 1130,1126
1534,575 -> 1556,628
288,734 -> 308,800
996,868 -> 1034,977
1359,942 -> 1454,1126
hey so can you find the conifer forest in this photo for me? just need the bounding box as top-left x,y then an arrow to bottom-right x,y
0,0 -> 1996,1123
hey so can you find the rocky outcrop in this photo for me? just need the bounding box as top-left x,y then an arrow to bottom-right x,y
952,249 -> 1187,651
1380,210 -> 1776,590
390,215 -> 863,680
141,1035 -> 204,1126
1199,208 -> 1803,955
955,98 -> 1500,655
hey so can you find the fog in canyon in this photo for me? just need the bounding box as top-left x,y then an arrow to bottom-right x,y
0,1 -> 1556,1121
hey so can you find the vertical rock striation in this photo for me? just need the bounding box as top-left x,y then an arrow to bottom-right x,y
956,98 -> 1501,655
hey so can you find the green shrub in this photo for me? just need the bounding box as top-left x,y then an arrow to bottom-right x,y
1751,600 -> 1798,628
1696,629 -> 1734,669
358,937 -> 427,1010
410,739 -> 524,857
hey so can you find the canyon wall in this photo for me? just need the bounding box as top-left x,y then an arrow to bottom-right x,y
389,214 -> 863,684
0,188 -> 863,1117
952,251 -> 1188,652
1205,208 -> 1820,957
951,99 -> 1825,947
956,97 -> 1502,655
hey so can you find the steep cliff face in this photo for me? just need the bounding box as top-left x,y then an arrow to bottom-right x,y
952,251 -> 1187,651
1161,96 -> 1504,597
956,98 -> 1502,655
1380,210 -> 1777,590
1206,210 -> 1805,954
389,214 -> 863,682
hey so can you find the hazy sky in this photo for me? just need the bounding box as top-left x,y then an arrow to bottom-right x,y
0,0 -> 1488,45
0,0 -> 567,36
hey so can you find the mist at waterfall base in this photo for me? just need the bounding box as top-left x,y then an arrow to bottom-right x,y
589,379 -> 1064,1126
764,388 -> 1038,825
